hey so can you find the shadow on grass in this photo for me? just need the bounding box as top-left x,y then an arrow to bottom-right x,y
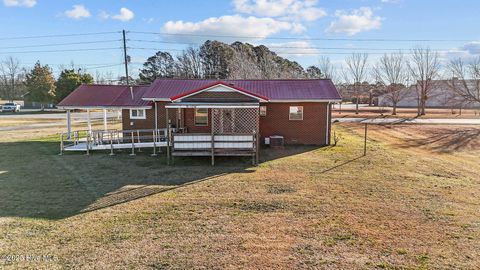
0,140 -> 320,220
391,127 -> 480,153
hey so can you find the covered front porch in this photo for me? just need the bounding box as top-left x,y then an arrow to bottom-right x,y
165,102 -> 260,165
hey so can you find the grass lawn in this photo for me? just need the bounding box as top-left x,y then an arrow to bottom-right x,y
0,124 -> 479,269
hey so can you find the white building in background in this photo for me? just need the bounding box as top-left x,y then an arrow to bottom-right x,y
378,79 -> 480,108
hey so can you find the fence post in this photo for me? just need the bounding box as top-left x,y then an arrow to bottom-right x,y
363,123 -> 368,156
130,131 -> 136,156
59,133 -> 64,156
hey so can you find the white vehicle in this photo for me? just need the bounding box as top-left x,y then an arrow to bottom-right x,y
1,102 -> 21,112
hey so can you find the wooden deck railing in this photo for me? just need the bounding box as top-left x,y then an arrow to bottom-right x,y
170,133 -> 258,165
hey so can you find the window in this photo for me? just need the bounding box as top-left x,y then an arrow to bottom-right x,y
194,108 -> 208,126
289,106 -> 303,120
130,109 -> 146,120
259,106 -> 267,116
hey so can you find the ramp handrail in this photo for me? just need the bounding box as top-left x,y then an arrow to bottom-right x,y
59,128 -> 168,155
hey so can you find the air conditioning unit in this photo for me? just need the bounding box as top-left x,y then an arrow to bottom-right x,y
269,135 -> 284,148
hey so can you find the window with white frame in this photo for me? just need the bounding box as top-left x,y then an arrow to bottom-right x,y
129,109 -> 146,119
194,108 -> 208,126
259,106 -> 267,116
289,106 -> 303,120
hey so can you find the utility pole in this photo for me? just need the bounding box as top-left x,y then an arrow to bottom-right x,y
122,29 -> 129,86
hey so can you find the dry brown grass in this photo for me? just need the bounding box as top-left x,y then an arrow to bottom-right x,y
0,123 -> 479,269
333,106 -> 480,119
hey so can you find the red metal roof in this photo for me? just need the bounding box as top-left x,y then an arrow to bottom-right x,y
170,81 -> 269,101
57,84 -> 152,108
144,79 -> 341,101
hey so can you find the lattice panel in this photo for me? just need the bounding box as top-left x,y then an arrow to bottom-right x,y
212,108 -> 259,134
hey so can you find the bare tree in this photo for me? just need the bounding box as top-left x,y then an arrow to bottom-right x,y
407,47 -> 440,116
373,53 -> 410,115
0,57 -> 25,101
446,57 -> 480,104
176,47 -> 204,79
228,47 -> 262,79
344,53 -> 369,114
318,56 -> 336,81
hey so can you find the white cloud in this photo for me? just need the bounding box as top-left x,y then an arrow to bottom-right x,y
326,7 -> 383,36
439,41 -> 480,62
266,41 -> 319,57
162,15 -> 303,43
381,0 -> 402,3
233,0 -> 327,21
3,0 -> 36,8
64,5 -> 91,20
113,7 -> 134,21
100,7 -> 135,22
143,17 -> 155,24
462,41 -> 480,55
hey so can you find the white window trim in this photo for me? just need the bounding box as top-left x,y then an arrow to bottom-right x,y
129,109 -> 146,120
259,106 -> 267,116
194,108 -> 209,126
289,106 -> 304,121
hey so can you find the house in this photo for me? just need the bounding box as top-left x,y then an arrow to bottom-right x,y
58,79 -> 341,164
378,79 -> 480,109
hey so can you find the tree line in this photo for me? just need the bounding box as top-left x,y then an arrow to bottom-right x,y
1,40 -> 479,116
136,40 -> 333,83
337,48 -> 479,116
0,58 -> 93,106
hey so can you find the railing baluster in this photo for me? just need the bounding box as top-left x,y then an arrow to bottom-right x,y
136,130 -> 142,152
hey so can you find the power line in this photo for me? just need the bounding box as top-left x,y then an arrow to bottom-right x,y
127,47 -> 450,55
129,39 -> 455,51
129,31 -> 476,43
0,40 -> 122,50
0,31 -> 120,41
0,47 -> 122,55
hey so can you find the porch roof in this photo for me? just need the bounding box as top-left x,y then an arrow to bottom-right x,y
57,84 -> 152,109
165,102 -> 259,109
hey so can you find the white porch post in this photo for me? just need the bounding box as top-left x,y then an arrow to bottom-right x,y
154,102 -> 158,131
66,110 -> 71,139
87,108 -> 92,134
103,109 -> 108,131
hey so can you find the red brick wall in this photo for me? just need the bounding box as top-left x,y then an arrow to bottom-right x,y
122,102 -> 177,131
122,101 -> 331,145
183,108 -> 211,133
259,102 -> 329,145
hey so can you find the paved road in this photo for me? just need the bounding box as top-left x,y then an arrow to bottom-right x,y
0,111 -> 118,120
334,117 -> 480,125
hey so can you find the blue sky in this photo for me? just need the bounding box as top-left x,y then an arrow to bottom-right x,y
0,0 -> 479,79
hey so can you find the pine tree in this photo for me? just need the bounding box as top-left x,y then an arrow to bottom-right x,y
24,61 -> 56,107
55,69 -> 93,103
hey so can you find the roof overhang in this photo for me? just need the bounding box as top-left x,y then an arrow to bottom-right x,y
268,99 -> 342,103
58,105 -> 152,110
169,82 -> 269,102
165,102 -> 260,109
141,98 -> 171,102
